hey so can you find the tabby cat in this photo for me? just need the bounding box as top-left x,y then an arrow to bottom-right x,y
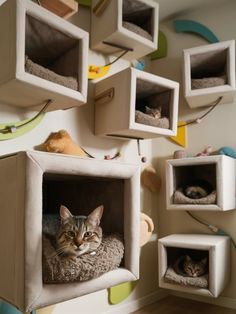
44,205 -> 104,259
145,106 -> 162,119
174,255 -> 208,277
183,179 -> 213,199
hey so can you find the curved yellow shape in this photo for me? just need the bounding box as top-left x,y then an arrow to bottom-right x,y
88,65 -> 110,80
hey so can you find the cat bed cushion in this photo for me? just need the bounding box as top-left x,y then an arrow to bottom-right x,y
43,234 -> 124,283
191,75 -> 226,90
25,56 -> 78,91
164,267 -> 208,288
122,21 -> 152,41
135,110 -> 170,129
174,188 -> 216,204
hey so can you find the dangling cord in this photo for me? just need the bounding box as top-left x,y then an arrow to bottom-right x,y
104,49 -> 129,67
186,211 -> 236,248
137,139 -> 147,163
178,96 -> 222,128
0,99 -> 53,134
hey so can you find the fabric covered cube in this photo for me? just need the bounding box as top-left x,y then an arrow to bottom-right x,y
0,151 -> 140,312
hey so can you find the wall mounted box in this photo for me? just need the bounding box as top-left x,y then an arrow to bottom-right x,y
0,151 -> 140,312
183,40 -> 236,108
40,0 -> 79,19
158,234 -> 230,298
95,67 -> 179,140
166,155 -> 236,211
0,0 -> 88,111
90,0 -> 159,60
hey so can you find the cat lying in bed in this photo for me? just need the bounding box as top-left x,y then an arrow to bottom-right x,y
43,205 -> 104,259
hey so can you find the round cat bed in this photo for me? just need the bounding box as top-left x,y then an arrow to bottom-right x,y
191,75 -> 226,90
122,21 -> 152,41
135,110 -> 169,129
174,188 -> 216,204
42,234 -> 124,283
164,266 -> 208,288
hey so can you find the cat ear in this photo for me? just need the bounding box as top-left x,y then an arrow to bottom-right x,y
185,255 -> 191,262
87,205 -> 104,226
201,257 -> 208,266
60,205 -> 73,223
145,106 -> 151,113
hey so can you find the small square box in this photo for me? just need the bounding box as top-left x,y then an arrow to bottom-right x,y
0,151 -> 140,312
166,155 -> 236,211
0,0 -> 88,111
40,0 -> 78,19
183,40 -> 236,108
90,0 -> 159,60
158,234 -> 230,298
95,67 -> 179,139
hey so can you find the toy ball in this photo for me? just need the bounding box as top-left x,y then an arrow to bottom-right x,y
173,150 -> 187,159
218,146 -> 236,159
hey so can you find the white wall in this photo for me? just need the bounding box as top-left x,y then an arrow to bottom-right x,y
151,0 -> 236,304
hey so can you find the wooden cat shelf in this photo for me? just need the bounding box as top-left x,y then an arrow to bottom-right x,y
40,0 -> 78,19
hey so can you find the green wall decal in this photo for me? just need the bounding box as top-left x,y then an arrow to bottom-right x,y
78,0 -> 91,7
174,20 -> 219,43
108,281 -> 138,305
149,31 -> 168,60
0,114 -> 45,141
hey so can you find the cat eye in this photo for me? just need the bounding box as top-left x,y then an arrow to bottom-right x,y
67,231 -> 75,237
84,231 -> 92,237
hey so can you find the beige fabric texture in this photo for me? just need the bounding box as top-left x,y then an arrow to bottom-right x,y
43,234 -> 124,283
164,267 -> 209,288
122,21 -> 152,41
174,188 -> 217,204
25,56 -> 78,90
191,75 -> 226,90
135,110 -> 170,129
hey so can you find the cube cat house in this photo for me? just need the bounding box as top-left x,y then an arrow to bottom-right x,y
0,151 -> 140,312
90,0 -> 159,60
183,40 -> 236,108
158,234 -> 230,298
95,67 -> 179,139
166,155 -> 236,211
0,0 -> 88,111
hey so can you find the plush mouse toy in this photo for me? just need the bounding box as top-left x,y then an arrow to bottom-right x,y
41,130 -> 88,157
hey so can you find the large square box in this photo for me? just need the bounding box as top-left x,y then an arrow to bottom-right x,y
0,151 -> 140,312
158,234 -> 230,298
166,155 -> 236,211
0,0 -> 88,111
95,67 -> 179,139
183,40 -> 236,108
90,0 -> 159,60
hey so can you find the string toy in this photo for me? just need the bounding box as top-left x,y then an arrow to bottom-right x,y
178,96 -> 222,128
186,211 -> 236,249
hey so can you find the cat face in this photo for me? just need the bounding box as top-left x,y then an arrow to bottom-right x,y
184,186 -> 208,199
183,255 -> 208,277
56,205 -> 103,257
145,106 -> 162,119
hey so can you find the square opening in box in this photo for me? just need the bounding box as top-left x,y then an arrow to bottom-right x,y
25,14 -> 80,92
164,247 -> 209,289
42,173 -> 125,284
173,163 -> 217,205
135,78 -> 171,130
190,49 -> 228,90
122,0 -> 154,41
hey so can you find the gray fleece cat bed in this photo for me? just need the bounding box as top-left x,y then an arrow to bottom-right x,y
25,56 -> 78,91
191,75 -> 226,90
164,267 -> 209,288
122,21 -> 152,41
174,188 -> 217,204
42,234 -> 124,283
135,110 -> 170,129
